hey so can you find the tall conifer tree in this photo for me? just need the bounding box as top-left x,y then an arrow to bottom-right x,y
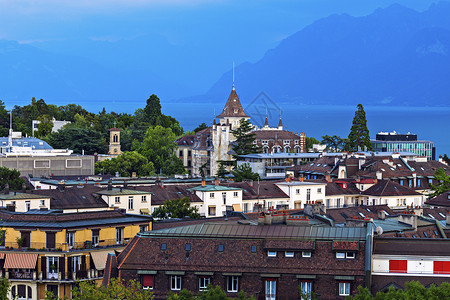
347,104 -> 372,151
231,118 -> 260,159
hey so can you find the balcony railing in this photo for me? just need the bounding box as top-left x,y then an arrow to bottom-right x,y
2,238 -> 129,252
8,270 -> 36,280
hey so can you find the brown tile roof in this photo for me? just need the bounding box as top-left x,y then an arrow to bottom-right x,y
176,135 -> 195,146
102,253 -> 118,287
363,180 -> 422,197
134,184 -> 202,206
425,192 -> 450,207
332,241 -> 359,251
226,181 -> 289,200
373,238 -> 450,256
253,130 -> 301,141
422,207 -> 450,220
24,186 -> 108,210
325,181 -> 360,196
325,205 -> 395,224
216,89 -> 249,118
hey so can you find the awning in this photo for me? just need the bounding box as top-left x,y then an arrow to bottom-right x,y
0,253 -> 5,259
140,208 -> 150,214
90,251 -> 112,271
232,204 -> 242,212
4,253 -> 38,269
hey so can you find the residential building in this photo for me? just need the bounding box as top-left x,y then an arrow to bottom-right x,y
371,131 -> 435,160
0,208 -> 152,300
276,181 -> 327,209
188,183 -> 242,217
176,135 -> 195,175
32,118 -> 71,137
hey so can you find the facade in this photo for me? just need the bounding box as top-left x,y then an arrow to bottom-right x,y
106,217 -> 370,300
32,118 -> 71,136
276,181 -> 327,209
0,208 -> 152,300
371,132 -> 435,160
176,135 -> 195,175
188,184 -> 243,217
107,127 -> 122,156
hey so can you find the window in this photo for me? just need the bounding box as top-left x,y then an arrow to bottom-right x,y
199,277 -> 211,290
227,276 -> 239,292
233,192 -> 238,197
47,284 -> 58,297
208,206 -> 216,216
139,225 -> 148,232
285,251 -> 294,257
302,251 -> 312,258
339,282 -> 350,296
40,200 -> 45,207
171,275 -> 181,291
243,203 -> 248,213
306,189 -> 311,201
46,232 -> 56,249
161,243 -> 167,251
72,256 -> 82,272
389,260 -> 407,273
25,201 -> 31,211
336,252 -> 345,259
116,228 -> 124,245
317,188 -> 322,194
115,196 -> 120,203
434,261 -> 450,274
179,150 -> 183,157
300,281 -> 312,300
218,244 -> 224,252
296,189 -> 300,195
346,252 -> 355,259
265,279 -> 276,300
92,229 -> 100,246
142,275 -> 154,290
210,193 -> 215,198
185,243 -> 191,251
128,196 -> 134,210
222,192 -> 226,205
267,251 -> 277,257
251,246 -> 257,253
66,232 -> 74,248
47,257 -> 59,279
141,195 -> 147,202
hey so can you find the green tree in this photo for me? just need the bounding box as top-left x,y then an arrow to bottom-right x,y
321,135 -> 346,152
347,104 -> 372,152
137,126 -> 185,175
144,94 -> 162,125
216,162 -> 228,179
0,100 -> 10,137
95,151 -> 154,177
34,114 -> 54,138
443,154 -> 450,165
194,122 -> 208,133
305,137 -> 320,151
46,278 -> 153,300
0,167 -> 26,190
231,119 -> 260,159
429,167 -> 450,199
0,277 -> 10,300
232,163 -> 259,182
47,125 -> 106,155
152,197 -> 200,219
350,281 -> 450,299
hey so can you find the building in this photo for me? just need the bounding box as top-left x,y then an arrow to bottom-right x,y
371,132 -> 435,160
176,135 -> 195,175
107,127 -> 122,156
32,118 -> 71,137
0,208 -> 152,300
104,210 -> 370,299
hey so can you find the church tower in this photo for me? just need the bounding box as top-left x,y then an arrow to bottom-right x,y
108,126 -> 122,156
216,86 -> 250,129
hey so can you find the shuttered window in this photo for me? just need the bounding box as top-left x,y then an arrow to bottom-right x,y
434,261 -> 450,274
142,275 -> 154,289
46,232 -> 56,249
389,260 -> 407,273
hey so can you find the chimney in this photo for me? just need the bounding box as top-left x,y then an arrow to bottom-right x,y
57,182 -> 65,191
376,171 -> 383,180
249,180 -> 254,187
201,176 -> 206,187
3,184 -> 9,194
447,213 -> 450,226
398,212 -> 418,231
123,180 -> 128,189
325,173 -> 332,183
22,183 -> 26,193
215,177 -> 219,186
107,179 -> 113,191
299,176 -> 304,182
378,210 -> 386,220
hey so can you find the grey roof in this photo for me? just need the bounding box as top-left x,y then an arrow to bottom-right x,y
96,188 -> 150,196
139,223 -> 367,240
372,218 -> 413,233
0,137 -> 53,150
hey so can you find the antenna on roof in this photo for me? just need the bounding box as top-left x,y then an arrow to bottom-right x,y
8,111 -> 13,149
232,61 -> 235,90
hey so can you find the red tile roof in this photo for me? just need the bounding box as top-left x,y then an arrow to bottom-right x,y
216,89 -> 249,118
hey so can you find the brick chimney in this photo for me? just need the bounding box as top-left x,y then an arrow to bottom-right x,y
201,176 -> 206,187
376,171 -> 382,180
107,179 -> 113,191
215,177 -> 219,186
398,211 -> 417,230
325,173 -> 332,183
378,210 -> 386,220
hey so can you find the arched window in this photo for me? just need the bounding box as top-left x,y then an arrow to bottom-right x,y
113,134 -> 118,143
11,284 -> 32,300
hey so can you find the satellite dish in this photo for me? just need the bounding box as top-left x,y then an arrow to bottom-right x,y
375,226 -> 384,235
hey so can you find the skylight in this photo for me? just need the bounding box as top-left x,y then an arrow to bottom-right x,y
439,213 -> 446,218
381,168 -> 386,172
366,208 -> 371,212
383,210 -> 389,216
428,214 -> 435,219
358,212 -> 365,218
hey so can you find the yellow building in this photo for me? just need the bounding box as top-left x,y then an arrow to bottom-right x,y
0,208 -> 152,300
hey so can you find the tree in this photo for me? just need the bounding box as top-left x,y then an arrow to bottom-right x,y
321,135 -> 346,152
136,125 -> 185,175
232,163 -> 259,182
151,197 -> 200,219
167,285 -> 256,300
231,119 -> 260,159
144,94 -> 162,125
95,151 -> 154,177
194,122 -> 208,133
34,114 -> 54,138
216,162 -> 228,179
443,154 -> 450,165
347,104 -> 372,152
0,277 -> 10,300
429,167 -> 450,199
47,125 -> 107,155
46,278 -> 153,300
0,167 -> 26,190
305,137 -> 320,151
0,100 -> 10,137
350,281 -> 450,299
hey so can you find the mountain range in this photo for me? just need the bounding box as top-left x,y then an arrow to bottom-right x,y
1,2 -> 450,109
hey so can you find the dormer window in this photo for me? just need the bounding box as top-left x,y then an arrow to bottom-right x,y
234,109 -> 238,113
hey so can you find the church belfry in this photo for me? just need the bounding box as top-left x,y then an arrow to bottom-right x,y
108,125 -> 122,156
216,87 -> 250,129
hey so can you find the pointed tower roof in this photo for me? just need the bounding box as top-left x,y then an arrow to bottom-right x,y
278,118 -> 283,128
216,88 -> 249,118
264,117 -> 269,127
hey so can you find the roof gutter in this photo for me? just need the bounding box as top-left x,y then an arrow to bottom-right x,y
364,222 -> 374,289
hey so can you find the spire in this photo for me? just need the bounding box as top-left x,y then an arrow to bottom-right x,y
264,117 -> 269,127
216,88 -> 249,119
278,118 -> 283,130
213,119 -> 216,125
232,61 -> 235,91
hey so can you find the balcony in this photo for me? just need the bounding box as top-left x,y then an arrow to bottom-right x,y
8,270 -> 36,280
3,238 -> 129,252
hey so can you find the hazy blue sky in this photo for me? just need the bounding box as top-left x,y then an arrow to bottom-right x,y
0,0 -> 443,96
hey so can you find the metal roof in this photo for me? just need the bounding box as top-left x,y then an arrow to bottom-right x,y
96,188 -> 150,196
0,192 -> 47,200
188,185 -> 241,192
139,223 -> 367,240
0,137 -> 53,150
